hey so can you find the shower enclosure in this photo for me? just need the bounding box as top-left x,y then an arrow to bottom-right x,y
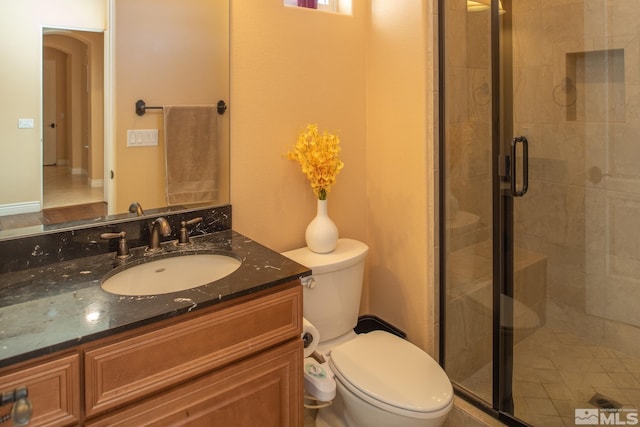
440,0 -> 640,426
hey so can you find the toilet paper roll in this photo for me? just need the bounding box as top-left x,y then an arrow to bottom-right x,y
302,317 -> 320,358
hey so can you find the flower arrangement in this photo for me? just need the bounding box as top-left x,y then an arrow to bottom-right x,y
287,124 -> 344,200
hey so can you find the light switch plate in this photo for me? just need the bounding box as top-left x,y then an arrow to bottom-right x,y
127,129 -> 158,147
18,118 -> 34,129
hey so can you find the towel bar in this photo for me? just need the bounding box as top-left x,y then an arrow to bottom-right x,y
135,99 -> 227,116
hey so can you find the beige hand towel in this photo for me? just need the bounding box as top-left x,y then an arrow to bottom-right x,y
164,105 -> 218,205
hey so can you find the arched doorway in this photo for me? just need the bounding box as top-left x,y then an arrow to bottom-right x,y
42,29 -> 106,218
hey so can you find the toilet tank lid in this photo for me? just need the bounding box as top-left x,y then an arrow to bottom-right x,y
282,238 -> 368,274
330,331 -> 453,414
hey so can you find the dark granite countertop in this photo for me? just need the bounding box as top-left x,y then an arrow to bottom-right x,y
0,230 -> 310,368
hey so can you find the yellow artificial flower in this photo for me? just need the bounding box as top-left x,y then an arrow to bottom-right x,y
287,124 -> 344,200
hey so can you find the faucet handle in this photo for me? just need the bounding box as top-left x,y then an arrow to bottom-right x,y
177,217 -> 203,245
100,231 -> 131,259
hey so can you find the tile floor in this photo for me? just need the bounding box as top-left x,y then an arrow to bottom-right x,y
463,326 -> 640,426
0,166 -> 106,230
43,165 -> 104,208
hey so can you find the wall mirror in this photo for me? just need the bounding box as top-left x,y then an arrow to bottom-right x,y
0,0 -> 230,240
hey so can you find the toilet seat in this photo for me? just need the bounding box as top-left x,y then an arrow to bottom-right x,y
329,331 -> 453,419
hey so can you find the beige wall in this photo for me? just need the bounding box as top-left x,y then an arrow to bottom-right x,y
0,0 -> 106,213
366,0 -> 436,352
113,0 -> 230,213
1,0 -> 437,355
231,0 -> 436,353
230,0 -> 368,254
114,0 -> 436,352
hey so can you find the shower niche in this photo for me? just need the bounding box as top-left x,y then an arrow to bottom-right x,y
562,48 -> 625,122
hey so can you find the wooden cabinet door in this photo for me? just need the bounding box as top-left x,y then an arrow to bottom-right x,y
87,338 -> 303,427
84,285 -> 301,417
0,353 -> 80,427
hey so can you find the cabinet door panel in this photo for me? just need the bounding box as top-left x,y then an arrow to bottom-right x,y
87,338 -> 303,427
0,353 -> 80,427
84,285 -> 301,416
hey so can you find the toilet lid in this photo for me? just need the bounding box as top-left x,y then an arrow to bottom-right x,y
329,331 -> 453,414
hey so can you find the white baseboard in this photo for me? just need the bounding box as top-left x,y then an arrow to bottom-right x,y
57,159 -> 69,166
0,201 -> 41,216
71,167 -> 85,175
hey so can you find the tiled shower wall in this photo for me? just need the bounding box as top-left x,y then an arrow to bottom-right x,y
511,0 -> 640,356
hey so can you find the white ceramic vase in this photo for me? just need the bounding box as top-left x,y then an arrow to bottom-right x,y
305,199 -> 338,253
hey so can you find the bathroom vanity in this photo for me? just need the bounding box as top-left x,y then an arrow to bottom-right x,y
0,206 -> 310,426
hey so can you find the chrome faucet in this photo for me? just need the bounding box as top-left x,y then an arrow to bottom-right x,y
147,217 -> 171,252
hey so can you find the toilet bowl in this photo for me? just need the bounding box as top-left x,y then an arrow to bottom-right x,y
283,239 -> 453,427
323,330 -> 453,427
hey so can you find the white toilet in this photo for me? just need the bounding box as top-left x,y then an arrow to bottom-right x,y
283,238 -> 453,427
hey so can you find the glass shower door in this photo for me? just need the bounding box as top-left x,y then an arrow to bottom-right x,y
442,0 -> 495,407
508,0 -> 640,425
443,0 -> 640,426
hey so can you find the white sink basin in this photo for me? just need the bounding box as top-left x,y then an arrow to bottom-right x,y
101,253 -> 241,296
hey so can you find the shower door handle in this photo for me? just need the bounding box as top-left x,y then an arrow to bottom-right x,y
510,136 -> 528,197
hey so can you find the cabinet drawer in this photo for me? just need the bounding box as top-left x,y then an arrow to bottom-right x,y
0,353 -> 80,427
86,338 -> 303,427
84,285 -> 301,416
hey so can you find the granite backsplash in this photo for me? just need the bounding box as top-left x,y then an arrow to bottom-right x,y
0,205 -> 232,275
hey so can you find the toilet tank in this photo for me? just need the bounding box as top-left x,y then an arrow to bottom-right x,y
282,239 -> 369,342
